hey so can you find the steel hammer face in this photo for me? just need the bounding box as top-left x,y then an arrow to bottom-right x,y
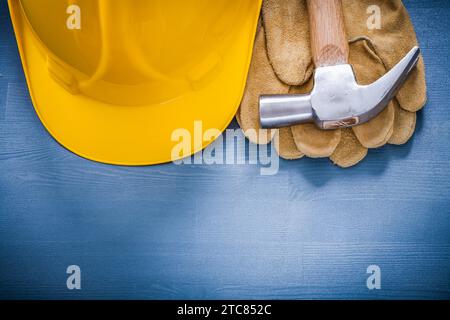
259,0 -> 421,130
260,46 -> 421,130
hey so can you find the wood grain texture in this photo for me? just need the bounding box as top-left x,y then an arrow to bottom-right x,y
0,0 -> 450,300
307,0 -> 349,66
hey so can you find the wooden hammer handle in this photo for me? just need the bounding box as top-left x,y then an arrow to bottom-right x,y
307,0 -> 349,67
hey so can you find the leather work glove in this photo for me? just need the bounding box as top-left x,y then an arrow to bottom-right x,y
237,0 -> 427,167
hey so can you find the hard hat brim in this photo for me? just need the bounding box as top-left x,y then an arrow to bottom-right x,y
9,0 -> 261,165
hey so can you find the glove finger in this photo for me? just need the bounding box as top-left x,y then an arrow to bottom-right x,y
396,56 -> 427,112
330,128 -> 368,168
262,0 -> 313,86
388,99 -> 417,145
349,39 -> 394,148
274,128 -> 305,160
291,123 -> 341,158
343,0 -> 427,112
289,78 -> 341,158
238,23 -> 287,145
353,101 -> 395,148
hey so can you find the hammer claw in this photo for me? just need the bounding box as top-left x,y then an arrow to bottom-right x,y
359,46 -> 421,122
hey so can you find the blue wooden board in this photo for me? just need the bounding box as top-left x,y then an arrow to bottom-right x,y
0,0 -> 449,300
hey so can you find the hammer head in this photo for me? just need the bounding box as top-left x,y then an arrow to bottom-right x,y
260,46 -> 421,129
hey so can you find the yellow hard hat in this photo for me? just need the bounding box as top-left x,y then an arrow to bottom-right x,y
8,0 -> 261,165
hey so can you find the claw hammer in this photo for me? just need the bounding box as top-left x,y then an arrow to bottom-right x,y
260,0 -> 420,130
